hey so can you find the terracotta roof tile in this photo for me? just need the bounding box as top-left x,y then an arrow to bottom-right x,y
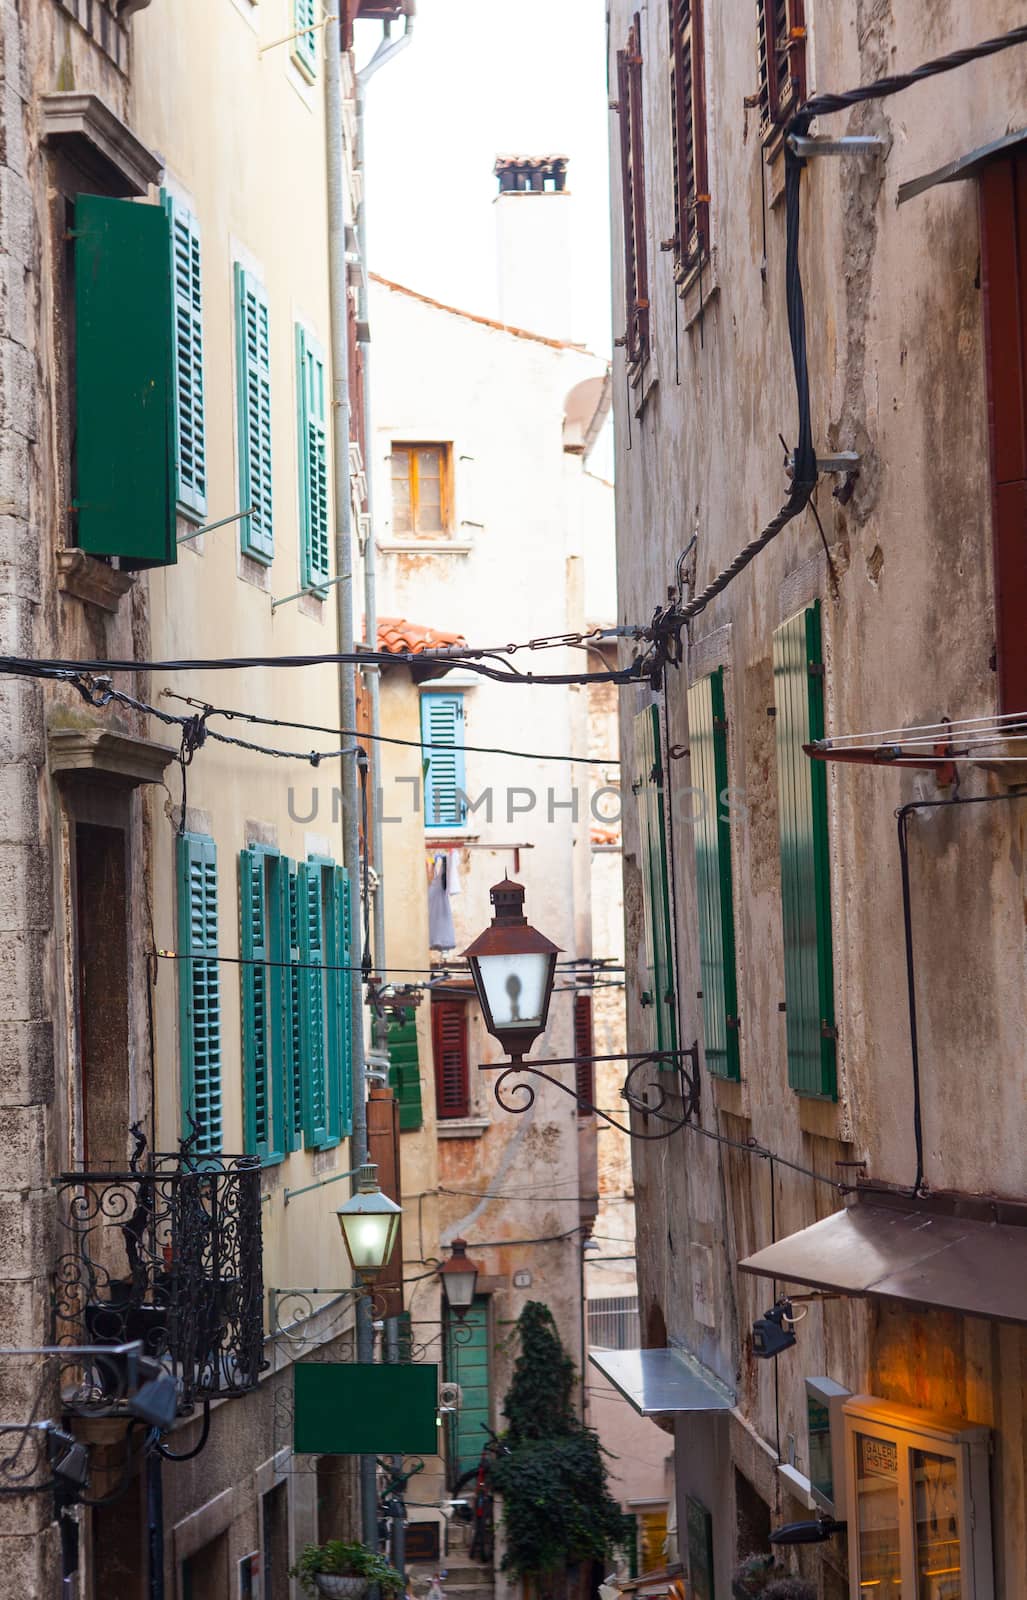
377,616 -> 467,656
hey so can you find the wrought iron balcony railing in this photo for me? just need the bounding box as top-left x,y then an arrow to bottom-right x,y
51,1130 -> 264,1416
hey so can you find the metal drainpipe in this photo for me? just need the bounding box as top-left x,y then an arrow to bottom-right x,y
324,11 -> 375,1547
357,5 -> 415,1011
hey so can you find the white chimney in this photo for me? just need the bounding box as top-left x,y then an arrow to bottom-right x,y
494,155 -> 572,341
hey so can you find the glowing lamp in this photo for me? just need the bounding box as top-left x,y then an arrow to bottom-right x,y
335,1164 -> 402,1281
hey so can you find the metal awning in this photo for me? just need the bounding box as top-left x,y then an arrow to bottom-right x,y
738,1197 -> 1027,1326
588,1346 -> 734,1417
898,125 -> 1027,204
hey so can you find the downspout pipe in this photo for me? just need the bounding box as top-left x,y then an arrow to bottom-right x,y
357,5 -> 415,1008
325,11 -> 375,1547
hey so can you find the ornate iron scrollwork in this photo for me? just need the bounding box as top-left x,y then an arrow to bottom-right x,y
482,1043 -> 702,1139
51,1136 -> 265,1417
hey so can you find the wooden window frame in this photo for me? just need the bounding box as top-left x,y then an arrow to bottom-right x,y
432,995 -> 470,1120
669,0 -> 710,280
390,442 -> 453,539
757,0 -> 807,139
616,15 -> 650,372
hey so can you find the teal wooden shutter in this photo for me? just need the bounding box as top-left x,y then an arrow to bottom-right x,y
240,849 -> 286,1162
176,833 -> 222,1155
388,1009 -> 423,1132
74,194 -> 176,567
445,1298 -> 490,1479
296,325 -> 330,592
297,861 -> 328,1146
422,693 -> 466,829
292,0 -> 318,77
687,670 -> 740,1080
234,264 -> 274,561
774,603 -> 837,1099
285,863 -> 304,1151
335,866 -> 353,1137
163,193 -> 207,521
319,861 -> 351,1144
632,705 -> 677,1054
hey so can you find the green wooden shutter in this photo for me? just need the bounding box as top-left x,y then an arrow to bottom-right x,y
445,1298 -> 490,1479
632,705 -> 677,1054
285,863 -> 304,1152
234,264 -> 274,562
240,848 -> 286,1162
292,0 -> 318,77
163,193 -> 207,521
773,603 -> 837,1099
335,865 -> 354,1137
687,670 -> 740,1080
176,833 -> 222,1155
296,325 -> 330,592
319,861 -> 351,1145
74,194 -> 176,567
297,861 -> 328,1146
387,1009 -> 423,1131
421,693 -> 466,829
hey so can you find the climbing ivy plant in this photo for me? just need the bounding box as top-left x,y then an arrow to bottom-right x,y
491,1301 -> 631,1593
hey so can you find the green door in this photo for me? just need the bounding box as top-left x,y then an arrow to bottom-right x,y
446,1297 -> 490,1481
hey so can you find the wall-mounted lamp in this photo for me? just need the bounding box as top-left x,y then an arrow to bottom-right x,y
335,1163 -> 403,1281
439,1238 -> 482,1321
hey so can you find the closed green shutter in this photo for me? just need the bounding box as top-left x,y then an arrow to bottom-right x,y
292,0 -> 318,77
296,325 -> 330,592
176,833 -> 222,1155
163,193 -> 207,521
445,1298 -> 490,1479
324,863 -> 353,1141
297,861 -> 328,1146
387,1009 -> 423,1131
633,705 -> 677,1054
74,194 -> 176,567
422,693 -> 466,829
285,864 -> 304,1152
687,670 -> 740,1080
240,848 -> 286,1162
234,264 -> 274,562
773,602 -> 837,1099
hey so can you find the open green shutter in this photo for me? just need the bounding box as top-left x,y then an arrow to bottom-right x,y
240,849 -> 285,1162
234,264 -> 274,562
422,693 -> 466,829
773,603 -> 836,1099
387,1009 -> 423,1131
285,863 -> 304,1151
687,670 -> 740,1080
176,833 -> 222,1155
296,325 -> 330,592
292,0 -> 319,77
74,194 -> 176,567
633,706 -> 677,1054
335,866 -> 354,1137
163,193 -> 207,520
297,862 -> 328,1146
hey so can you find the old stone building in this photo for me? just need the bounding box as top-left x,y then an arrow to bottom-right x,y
606,2 -> 1027,1596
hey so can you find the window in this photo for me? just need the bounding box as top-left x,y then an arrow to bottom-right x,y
421,692 -> 467,830
773,602 -> 836,1099
979,147 -> 1027,713
669,0 -> 709,275
292,0 -> 318,79
74,194 -> 177,566
234,264 -> 274,562
616,15 -> 650,369
387,1007 -> 423,1131
573,991 -> 594,1112
390,444 -> 452,538
843,1398 -> 993,1594
177,832 -> 222,1156
296,325 -> 330,592
296,858 -> 353,1148
75,821 -> 130,1168
163,193 -> 207,521
239,846 -> 287,1163
757,0 -> 807,135
432,996 -> 469,1119
632,705 -> 677,1053
687,668 -> 740,1080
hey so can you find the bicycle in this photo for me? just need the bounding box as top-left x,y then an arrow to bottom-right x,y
452,1425 -> 508,1565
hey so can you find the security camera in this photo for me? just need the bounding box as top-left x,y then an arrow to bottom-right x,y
752,1300 -> 797,1359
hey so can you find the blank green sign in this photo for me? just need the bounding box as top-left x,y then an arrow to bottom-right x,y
294,1363 -> 440,1455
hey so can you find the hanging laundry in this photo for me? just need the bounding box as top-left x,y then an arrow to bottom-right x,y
427,851 -> 456,951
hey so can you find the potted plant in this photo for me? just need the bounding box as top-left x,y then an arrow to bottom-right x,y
290,1540 -> 406,1599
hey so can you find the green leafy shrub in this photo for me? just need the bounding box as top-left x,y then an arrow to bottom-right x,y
290,1540 -> 405,1597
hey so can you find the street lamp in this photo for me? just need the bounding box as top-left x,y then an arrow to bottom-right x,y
335,1163 -> 402,1282
439,1238 -> 481,1320
462,879 -> 561,1060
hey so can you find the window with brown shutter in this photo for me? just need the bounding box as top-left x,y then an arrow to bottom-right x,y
573,991 -> 595,1114
756,0 -> 807,136
616,15 -> 650,370
669,0 -> 709,276
432,996 -> 470,1119
979,149 -> 1027,713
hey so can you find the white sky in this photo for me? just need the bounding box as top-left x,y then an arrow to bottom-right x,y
357,0 -> 613,357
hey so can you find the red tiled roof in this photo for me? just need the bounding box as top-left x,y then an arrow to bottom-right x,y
377,617 -> 467,655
